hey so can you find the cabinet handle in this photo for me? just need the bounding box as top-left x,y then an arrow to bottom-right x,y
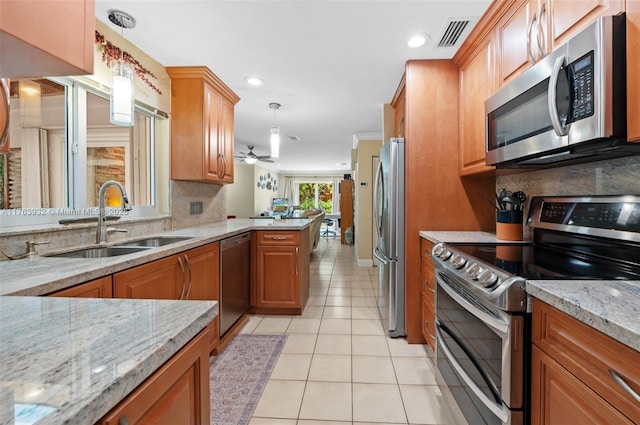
424,320 -> 436,340
425,280 -> 435,293
609,369 -> 640,402
177,257 -> 186,300
220,153 -> 227,179
118,415 -> 129,425
536,2 -> 547,59
295,247 -> 299,276
184,254 -> 193,299
527,12 -> 538,65
270,236 -> 287,240
0,79 -> 9,149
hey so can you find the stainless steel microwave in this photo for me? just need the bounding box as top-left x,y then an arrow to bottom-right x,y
485,15 -> 638,168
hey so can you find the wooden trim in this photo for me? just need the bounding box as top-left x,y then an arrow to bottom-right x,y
166,66 -> 240,104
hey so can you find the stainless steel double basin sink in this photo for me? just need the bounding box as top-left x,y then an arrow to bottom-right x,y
47,236 -> 193,259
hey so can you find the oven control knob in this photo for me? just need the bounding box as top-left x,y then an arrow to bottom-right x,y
471,267 -> 486,280
466,263 -> 481,277
451,255 -> 467,269
440,249 -> 452,260
478,270 -> 499,288
433,245 -> 444,257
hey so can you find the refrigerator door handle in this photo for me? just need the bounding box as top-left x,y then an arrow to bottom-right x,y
373,158 -> 383,238
374,246 -> 390,265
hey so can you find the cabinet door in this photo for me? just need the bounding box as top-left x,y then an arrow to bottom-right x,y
183,243 -> 220,351
204,85 -> 222,181
114,255 -> 182,299
0,0 -> 94,78
629,0 -> 640,142
100,329 -> 210,425
459,37 -> 496,175
49,276 -> 113,298
497,0 -> 539,85
254,245 -> 300,309
531,345 -> 634,425
218,98 -> 235,183
550,0 -> 624,47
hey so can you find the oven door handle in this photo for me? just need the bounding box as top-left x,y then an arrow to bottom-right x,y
436,272 -> 509,337
436,320 -> 509,422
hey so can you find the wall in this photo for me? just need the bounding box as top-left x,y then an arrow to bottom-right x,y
226,163 -> 255,218
354,139 -> 382,265
253,165 -> 281,215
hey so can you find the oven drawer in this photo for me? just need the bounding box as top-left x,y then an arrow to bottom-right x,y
532,299 -> 640,423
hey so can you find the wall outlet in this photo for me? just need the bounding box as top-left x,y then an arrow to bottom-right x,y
190,201 -> 203,215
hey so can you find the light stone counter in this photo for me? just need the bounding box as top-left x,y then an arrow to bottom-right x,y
0,296 -> 217,425
0,218 -> 312,296
419,230 -> 531,244
526,280 -> 640,352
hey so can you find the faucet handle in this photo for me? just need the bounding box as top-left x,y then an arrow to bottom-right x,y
26,240 -> 51,255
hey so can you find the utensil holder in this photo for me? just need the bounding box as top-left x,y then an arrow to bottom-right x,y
496,210 -> 523,241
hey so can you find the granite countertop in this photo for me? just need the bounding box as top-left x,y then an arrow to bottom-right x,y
0,218 -> 312,296
419,230 -> 531,244
0,296 -> 217,425
420,230 -> 640,353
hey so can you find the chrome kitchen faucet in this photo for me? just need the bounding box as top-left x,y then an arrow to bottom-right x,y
96,181 -> 132,244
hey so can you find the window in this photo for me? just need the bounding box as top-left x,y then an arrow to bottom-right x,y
298,182 -> 334,213
0,77 -> 167,226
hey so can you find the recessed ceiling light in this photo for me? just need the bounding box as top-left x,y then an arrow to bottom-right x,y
408,33 -> 429,48
246,77 -> 263,86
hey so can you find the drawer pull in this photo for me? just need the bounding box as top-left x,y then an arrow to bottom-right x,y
270,236 -> 287,240
609,369 -> 640,403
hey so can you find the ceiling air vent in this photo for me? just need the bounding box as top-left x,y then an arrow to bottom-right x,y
436,19 -> 471,48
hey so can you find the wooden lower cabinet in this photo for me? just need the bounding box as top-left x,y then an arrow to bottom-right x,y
99,328 -> 211,425
114,255 -> 182,300
531,299 -> 640,424
531,345 -> 634,425
420,238 -> 436,350
48,276 -> 113,298
181,243 -> 220,353
629,0 -> 640,141
114,243 -> 220,352
251,230 -> 310,314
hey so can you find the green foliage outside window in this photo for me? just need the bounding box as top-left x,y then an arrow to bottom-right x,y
298,182 -> 333,213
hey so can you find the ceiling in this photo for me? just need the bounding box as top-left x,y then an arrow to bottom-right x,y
95,0 -> 491,175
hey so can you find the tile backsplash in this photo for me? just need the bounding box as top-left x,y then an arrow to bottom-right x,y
497,155 -> 640,199
497,155 -> 640,238
170,180 -> 226,229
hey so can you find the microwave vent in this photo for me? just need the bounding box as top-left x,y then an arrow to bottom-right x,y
436,19 -> 471,48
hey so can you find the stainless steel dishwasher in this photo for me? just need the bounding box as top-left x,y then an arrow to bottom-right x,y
219,232 -> 251,335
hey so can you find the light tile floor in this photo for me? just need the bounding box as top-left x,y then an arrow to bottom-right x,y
242,236 -> 458,425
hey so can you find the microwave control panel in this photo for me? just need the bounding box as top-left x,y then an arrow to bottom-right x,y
569,51 -> 595,121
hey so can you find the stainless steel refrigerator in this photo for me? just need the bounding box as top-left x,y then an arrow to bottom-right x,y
373,137 -> 405,337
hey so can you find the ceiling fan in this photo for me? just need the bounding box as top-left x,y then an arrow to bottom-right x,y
235,145 -> 274,164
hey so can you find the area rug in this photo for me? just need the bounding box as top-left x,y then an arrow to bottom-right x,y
210,334 -> 287,425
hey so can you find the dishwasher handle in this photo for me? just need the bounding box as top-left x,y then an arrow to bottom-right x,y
221,232 -> 251,251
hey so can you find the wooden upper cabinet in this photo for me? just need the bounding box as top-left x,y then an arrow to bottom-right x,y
0,0 -> 94,78
459,37 -> 496,175
549,0 -> 624,47
628,0 -> 640,141
497,0 -> 546,85
166,66 -> 240,184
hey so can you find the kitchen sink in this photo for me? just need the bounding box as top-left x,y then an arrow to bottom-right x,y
114,236 -> 193,248
47,246 -> 153,259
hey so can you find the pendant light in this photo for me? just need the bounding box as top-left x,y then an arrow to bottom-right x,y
108,10 -> 136,127
269,102 -> 281,158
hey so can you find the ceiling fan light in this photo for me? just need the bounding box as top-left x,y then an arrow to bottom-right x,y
270,127 -> 280,158
244,156 -> 258,164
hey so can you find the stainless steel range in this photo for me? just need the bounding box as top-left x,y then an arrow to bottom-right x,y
431,195 -> 640,425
